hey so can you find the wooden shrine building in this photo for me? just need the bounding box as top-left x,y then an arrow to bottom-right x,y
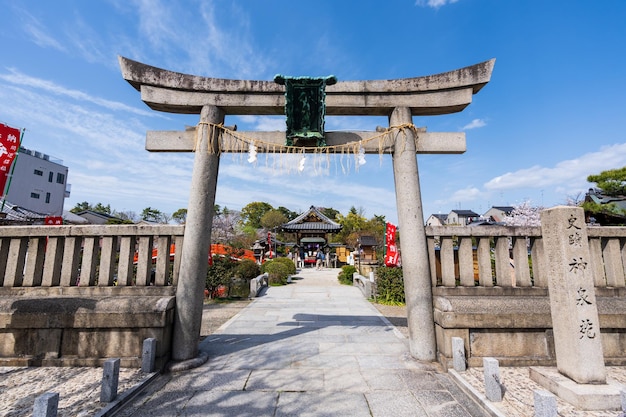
282,206 -> 342,265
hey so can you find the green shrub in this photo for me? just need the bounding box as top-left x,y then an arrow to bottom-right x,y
206,256 -> 237,298
337,265 -> 357,285
262,260 -> 289,286
271,256 -> 296,275
376,266 -> 405,305
233,259 -> 261,280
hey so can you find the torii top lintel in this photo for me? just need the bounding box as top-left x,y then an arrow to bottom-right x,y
118,56 -> 495,117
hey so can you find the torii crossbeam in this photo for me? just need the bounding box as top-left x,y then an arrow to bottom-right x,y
119,56 -> 494,366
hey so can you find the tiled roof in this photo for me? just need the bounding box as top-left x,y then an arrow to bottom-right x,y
359,235 -> 378,246
450,209 -> 479,217
0,201 -> 46,224
282,205 -> 342,232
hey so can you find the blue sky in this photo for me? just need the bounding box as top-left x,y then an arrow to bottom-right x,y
1,0 -> 625,225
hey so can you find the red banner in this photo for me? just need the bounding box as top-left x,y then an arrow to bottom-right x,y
385,222 -> 399,267
0,124 -> 21,197
45,216 -> 63,225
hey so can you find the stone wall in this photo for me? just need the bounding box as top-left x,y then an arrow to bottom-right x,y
433,287 -> 626,368
0,286 -> 175,369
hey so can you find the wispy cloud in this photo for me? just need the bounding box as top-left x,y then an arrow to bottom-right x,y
484,143 -> 626,191
433,142 -> 626,211
415,0 -> 460,9
0,69 -> 157,118
18,8 -> 66,52
462,118 -> 486,130
236,116 -> 285,131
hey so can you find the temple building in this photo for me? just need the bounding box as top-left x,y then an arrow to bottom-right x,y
281,205 -> 342,266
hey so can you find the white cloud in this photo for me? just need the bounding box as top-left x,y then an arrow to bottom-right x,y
484,143 -> 626,191
434,186 -> 484,206
462,118 -> 486,130
415,0 -> 460,9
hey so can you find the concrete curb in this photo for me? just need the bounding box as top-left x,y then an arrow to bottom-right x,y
448,369 -> 508,417
94,371 -> 161,417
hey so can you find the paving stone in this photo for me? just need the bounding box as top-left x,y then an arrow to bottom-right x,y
245,369 -> 324,391
276,392 -> 370,417
366,390 -> 429,417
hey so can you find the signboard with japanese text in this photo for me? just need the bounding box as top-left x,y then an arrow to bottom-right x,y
45,216 -> 63,225
0,124 -> 21,197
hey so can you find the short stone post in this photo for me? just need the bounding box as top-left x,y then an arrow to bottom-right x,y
141,338 -> 157,373
540,206 -> 606,384
33,392 -> 59,417
452,337 -> 466,372
621,388 -> 626,412
100,358 -> 120,403
534,390 -> 557,417
483,357 -> 504,402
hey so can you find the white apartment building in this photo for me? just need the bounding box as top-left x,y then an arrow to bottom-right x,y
4,147 -> 70,216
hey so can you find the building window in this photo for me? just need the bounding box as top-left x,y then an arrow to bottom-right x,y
30,192 -> 40,199
45,192 -> 51,204
34,169 -> 43,176
56,173 -> 65,184
48,172 -> 53,182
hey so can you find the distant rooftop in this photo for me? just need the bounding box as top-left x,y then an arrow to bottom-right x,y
18,146 -> 64,165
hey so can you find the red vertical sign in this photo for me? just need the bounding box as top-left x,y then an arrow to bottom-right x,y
0,124 -> 21,197
385,222 -> 399,267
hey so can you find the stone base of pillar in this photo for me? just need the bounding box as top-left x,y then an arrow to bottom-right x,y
530,366 -> 622,411
167,351 -> 209,372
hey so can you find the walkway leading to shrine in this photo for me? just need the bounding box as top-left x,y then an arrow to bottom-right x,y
119,267 -> 490,417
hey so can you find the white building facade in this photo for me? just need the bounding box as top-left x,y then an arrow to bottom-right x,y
5,147 -> 70,216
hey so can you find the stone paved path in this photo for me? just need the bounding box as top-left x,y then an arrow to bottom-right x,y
118,267 -> 490,417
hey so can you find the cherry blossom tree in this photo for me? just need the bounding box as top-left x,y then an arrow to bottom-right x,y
502,201 -> 542,227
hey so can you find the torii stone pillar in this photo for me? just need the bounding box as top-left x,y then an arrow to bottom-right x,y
172,105 -> 224,361
119,56 -> 494,364
390,107 -> 436,360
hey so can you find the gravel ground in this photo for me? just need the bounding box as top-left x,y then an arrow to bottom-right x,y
0,299 -> 250,417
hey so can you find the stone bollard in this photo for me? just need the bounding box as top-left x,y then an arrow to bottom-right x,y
483,357 -> 504,402
142,338 -> 157,373
452,337 -> 466,372
100,358 -> 120,403
33,392 -> 59,417
533,390 -> 557,417
621,388 -> 626,416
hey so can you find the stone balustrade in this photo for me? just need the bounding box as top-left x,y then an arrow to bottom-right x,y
0,224 -> 184,368
426,223 -> 626,368
0,224 -> 184,288
426,224 -> 626,290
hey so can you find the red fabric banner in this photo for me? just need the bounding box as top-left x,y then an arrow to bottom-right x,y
385,222 -> 399,267
0,124 -> 21,197
45,216 -> 63,225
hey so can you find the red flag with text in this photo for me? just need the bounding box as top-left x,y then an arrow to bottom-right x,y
0,124 -> 21,197
385,222 -> 399,267
45,216 -> 64,225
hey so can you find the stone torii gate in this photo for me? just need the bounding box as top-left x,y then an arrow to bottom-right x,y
119,56 -> 494,366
